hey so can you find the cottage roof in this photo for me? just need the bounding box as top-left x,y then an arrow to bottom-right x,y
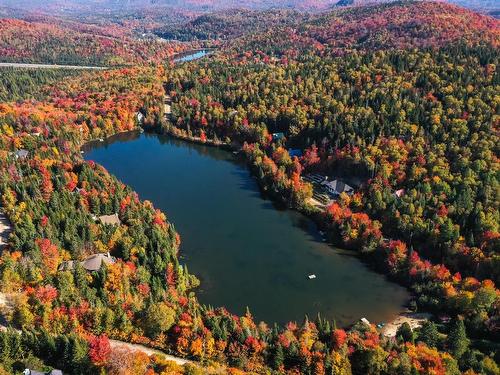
59,253 -> 115,272
24,370 -> 62,375
15,149 -> 29,159
321,179 -> 354,194
82,253 -> 115,272
98,213 -> 121,225
26,371 -> 45,375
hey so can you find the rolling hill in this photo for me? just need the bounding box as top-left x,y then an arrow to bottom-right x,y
0,17 -> 185,65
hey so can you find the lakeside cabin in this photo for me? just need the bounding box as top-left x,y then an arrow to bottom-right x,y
360,317 -> 370,326
59,252 -> 116,272
321,179 -> 354,197
136,111 -> 145,124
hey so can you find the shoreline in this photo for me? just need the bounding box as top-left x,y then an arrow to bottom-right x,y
380,312 -> 433,338
83,124 -> 414,329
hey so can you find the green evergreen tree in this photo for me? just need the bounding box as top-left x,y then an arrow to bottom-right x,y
397,322 -> 414,343
447,318 -> 470,359
418,321 -> 439,348
273,343 -> 285,370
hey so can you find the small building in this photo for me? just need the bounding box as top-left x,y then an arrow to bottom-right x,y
360,317 -> 370,326
98,213 -> 121,226
164,103 -> 171,115
82,253 -> 115,272
59,252 -> 115,272
24,369 -> 63,375
272,132 -> 285,141
137,112 -> 145,123
321,179 -> 354,197
288,149 -> 303,158
14,149 -> 29,160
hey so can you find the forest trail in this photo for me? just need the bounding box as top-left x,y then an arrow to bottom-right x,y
0,63 -> 107,70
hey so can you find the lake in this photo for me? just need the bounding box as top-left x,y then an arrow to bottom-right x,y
173,50 -> 210,63
83,132 -> 409,326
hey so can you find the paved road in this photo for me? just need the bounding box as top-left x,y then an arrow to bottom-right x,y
0,62 -> 107,70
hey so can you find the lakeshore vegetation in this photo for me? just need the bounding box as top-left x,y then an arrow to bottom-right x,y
0,1 -> 499,374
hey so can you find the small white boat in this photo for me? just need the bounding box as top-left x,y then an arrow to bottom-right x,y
308,274 -> 316,279
80,151 -> 84,154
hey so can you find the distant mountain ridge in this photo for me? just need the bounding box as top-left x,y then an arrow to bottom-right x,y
165,1 -> 498,54
0,0 -> 498,14
0,17 -> 185,65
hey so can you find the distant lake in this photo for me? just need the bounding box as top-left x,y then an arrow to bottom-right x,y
83,132 -> 409,326
173,50 -> 210,63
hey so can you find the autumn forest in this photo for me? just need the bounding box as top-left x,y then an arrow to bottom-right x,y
0,0 -> 498,374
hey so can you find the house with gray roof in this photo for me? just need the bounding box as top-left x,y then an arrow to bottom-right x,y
59,252 -> 115,272
24,369 -> 62,375
82,253 -> 115,271
14,149 -> 29,160
321,179 -> 354,197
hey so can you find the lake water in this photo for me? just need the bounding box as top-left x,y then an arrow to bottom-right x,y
173,50 -> 210,63
83,132 -> 409,325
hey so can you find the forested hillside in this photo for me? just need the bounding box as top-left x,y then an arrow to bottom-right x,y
0,68 -> 79,101
0,1 -> 499,374
227,1 -> 499,56
156,9 -> 310,41
0,18 -> 185,66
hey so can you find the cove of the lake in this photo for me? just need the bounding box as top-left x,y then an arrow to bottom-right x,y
83,131 -> 409,326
